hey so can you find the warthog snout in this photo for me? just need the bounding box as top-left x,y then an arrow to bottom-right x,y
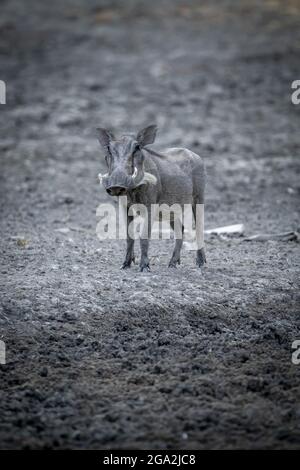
106,186 -> 127,196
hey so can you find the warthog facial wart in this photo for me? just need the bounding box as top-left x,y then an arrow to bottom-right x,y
96,125 -> 206,271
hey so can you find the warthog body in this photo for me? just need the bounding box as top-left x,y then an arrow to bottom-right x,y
97,125 -> 206,271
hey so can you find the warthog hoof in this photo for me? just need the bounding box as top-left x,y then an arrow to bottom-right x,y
196,248 -> 206,268
121,255 -> 135,269
168,258 -> 180,268
140,263 -> 151,272
121,262 -> 131,269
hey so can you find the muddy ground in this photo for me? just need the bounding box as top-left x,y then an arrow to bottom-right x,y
0,0 -> 300,450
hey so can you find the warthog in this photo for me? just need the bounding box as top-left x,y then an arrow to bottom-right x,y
97,125 -> 206,271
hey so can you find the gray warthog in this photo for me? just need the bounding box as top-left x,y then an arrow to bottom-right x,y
97,125 -> 206,271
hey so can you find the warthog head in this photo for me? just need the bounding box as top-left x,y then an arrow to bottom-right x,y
97,125 -> 157,196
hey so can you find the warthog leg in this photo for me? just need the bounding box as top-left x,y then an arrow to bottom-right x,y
193,202 -> 206,268
169,219 -> 184,268
121,213 -> 135,269
139,205 -> 152,272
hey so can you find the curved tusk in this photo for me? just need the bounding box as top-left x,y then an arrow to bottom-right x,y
132,167 -> 138,179
98,172 -> 108,183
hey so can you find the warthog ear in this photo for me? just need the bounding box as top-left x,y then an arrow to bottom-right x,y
96,128 -> 115,149
136,125 -> 157,147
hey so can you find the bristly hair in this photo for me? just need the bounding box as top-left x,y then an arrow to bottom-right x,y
120,133 -> 136,140
143,147 -> 166,158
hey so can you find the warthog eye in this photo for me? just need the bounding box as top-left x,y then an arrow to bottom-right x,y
133,143 -> 140,154
105,152 -> 112,168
